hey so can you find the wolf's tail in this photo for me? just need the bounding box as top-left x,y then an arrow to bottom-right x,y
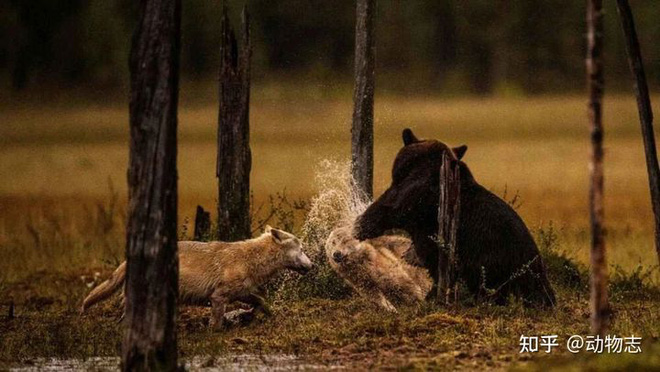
80,261 -> 126,314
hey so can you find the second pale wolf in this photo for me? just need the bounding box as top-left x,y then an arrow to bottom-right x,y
81,226 -> 312,329
325,226 -> 431,312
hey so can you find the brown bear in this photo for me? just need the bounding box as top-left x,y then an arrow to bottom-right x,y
354,128 -> 556,307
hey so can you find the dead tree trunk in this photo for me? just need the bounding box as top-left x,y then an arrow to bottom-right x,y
8,298 -> 14,320
217,6 -> 252,242
351,0 -> 376,199
587,0 -> 609,336
436,152 -> 460,304
615,0 -> 660,265
122,0 -> 180,370
194,205 -> 211,241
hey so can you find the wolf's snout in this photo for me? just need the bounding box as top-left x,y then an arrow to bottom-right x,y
332,251 -> 344,263
292,251 -> 313,275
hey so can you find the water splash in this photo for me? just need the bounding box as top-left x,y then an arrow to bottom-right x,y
301,159 -> 370,257
273,160 -> 370,300
300,160 -> 432,309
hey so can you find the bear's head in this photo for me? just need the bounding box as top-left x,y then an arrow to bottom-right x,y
354,128 -> 467,240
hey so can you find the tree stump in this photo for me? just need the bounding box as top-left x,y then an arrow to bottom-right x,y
121,0 -> 180,370
217,6 -> 252,242
615,0 -> 660,266
8,298 -> 14,320
587,0 -> 609,336
194,205 -> 211,241
436,152 -> 460,304
351,0 -> 376,199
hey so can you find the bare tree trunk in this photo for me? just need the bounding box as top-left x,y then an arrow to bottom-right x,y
351,0 -> 376,199
436,152 -> 460,304
217,6 -> 252,242
8,298 -> 14,320
122,0 -> 180,370
615,0 -> 660,265
587,0 -> 609,336
194,205 -> 211,241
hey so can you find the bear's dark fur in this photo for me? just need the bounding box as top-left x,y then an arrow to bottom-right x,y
354,129 -> 556,307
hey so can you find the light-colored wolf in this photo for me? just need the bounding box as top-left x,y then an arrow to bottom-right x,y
325,226 -> 432,312
81,226 -> 312,328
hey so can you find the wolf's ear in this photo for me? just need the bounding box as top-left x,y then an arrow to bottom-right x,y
402,128 -> 419,146
269,227 -> 286,244
452,145 -> 467,160
264,225 -> 273,234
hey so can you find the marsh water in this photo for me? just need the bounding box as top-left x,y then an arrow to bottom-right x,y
11,355 -> 335,371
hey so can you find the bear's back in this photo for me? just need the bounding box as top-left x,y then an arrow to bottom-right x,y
457,179 -> 555,305
459,183 -> 537,253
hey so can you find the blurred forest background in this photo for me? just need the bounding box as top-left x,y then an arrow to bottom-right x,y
2,0 -> 660,95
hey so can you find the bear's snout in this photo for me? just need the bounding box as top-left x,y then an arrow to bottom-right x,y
353,218 -> 382,241
354,200 -> 394,241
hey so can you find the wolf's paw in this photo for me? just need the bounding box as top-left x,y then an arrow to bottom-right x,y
376,294 -> 398,313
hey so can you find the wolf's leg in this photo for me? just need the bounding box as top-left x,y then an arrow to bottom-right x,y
408,283 -> 426,303
112,288 -> 126,323
210,290 -> 228,331
238,293 -> 272,317
116,311 -> 125,324
375,292 -> 397,313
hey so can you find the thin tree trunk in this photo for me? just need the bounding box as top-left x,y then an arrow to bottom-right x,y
122,0 -> 180,370
8,298 -> 14,320
351,0 -> 376,199
587,0 -> 609,336
217,6 -> 252,242
194,205 -> 211,241
615,0 -> 660,265
436,152 -> 460,304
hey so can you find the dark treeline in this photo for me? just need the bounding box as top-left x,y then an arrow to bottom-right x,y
2,0 -> 660,94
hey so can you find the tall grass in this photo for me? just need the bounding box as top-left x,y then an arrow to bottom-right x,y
0,183 -> 125,283
2,94 -> 660,283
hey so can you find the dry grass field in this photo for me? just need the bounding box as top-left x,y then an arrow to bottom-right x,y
1,85 -> 659,369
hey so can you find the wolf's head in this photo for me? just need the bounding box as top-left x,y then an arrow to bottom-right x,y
325,226 -> 365,265
265,225 -> 313,274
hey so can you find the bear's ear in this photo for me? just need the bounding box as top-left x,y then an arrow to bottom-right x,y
452,145 -> 468,160
402,128 -> 419,146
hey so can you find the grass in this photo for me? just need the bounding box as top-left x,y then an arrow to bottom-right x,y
1,261 -> 658,369
1,87 -> 660,369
